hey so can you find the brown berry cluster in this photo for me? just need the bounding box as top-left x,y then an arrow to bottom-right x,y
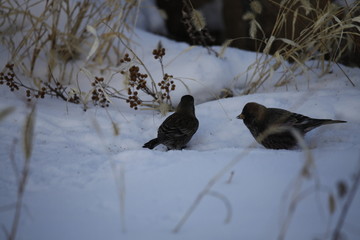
126,88 -> 141,110
1,63 -> 80,104
25,87 -> 46,102
119,53 -> 131,64
91,77 -> 110,108
67,91 -> 80,104
152,47 -> 165,60
48,81 -> 80,104
123,65 -> 149,110
45,81 -> 65,95
128,66 -> 148,89
158,73 -> 176,100
0,64 -> 19,91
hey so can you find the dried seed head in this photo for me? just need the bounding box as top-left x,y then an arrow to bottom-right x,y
250,1 -> 262,15
242,12 -> 255,21
191,9 -> 206,31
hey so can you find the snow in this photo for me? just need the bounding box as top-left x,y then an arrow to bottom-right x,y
1,5 -> 360,240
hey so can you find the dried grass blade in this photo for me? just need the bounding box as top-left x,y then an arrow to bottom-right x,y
263,35 -> 276,54
23,105 -> 36,160
277,38 -> 301,48
218,39 -> 233,58
352,16 -> 360,23
0,107 -> 15,122
86,25 -> 100,61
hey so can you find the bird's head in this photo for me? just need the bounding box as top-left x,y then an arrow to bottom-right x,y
237,102 -> 267,124
176,95 -> 195,114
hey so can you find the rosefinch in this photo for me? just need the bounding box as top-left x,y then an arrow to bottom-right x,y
237,102 -> 346,149
143,95 -> 199,150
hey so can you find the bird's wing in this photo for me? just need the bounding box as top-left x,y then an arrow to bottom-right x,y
266,108 -> 294,125
158,113 -> 199,137
267,108 -> 312,131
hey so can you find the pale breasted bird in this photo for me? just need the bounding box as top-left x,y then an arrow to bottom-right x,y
237,102 -> 346,149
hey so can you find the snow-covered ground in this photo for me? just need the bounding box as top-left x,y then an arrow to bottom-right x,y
1,4 -> 360,240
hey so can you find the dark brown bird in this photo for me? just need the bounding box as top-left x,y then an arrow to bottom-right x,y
237,102 -> 346,150
143,95 -> 199,150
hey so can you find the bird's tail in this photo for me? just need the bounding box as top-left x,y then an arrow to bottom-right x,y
143,138 -> 160,149
304,118 -> 346,132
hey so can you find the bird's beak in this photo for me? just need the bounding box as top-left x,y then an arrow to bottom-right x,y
237,114 -> 245,119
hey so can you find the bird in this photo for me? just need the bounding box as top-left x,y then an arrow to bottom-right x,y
236,102 -> 346,150
143,95 -> 199,150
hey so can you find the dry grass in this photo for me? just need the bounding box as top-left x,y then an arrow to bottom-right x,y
0,0 -> 139,84
0,0 -> 185,114
1,1 -> 359,239
238,0 -> 359,94
4,104 -> 36,240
